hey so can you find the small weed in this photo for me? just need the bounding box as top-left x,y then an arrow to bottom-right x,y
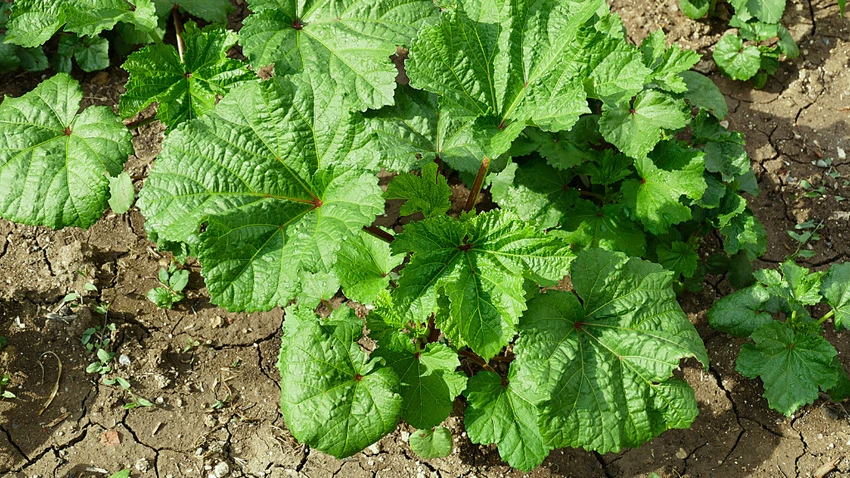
1,372 -> 14,399
183,337 -> 201,353
786,220 -> 824,260
148,264 -> 189,309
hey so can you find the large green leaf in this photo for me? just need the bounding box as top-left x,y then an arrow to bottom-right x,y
737,322 -> 839,416
364,86 -> 486,173
138,75 -> 383,311
513,249 -> 708,453
0,73 -> 133,229
120,22 -> 256,130
240,0 -> 438,111
391,210 -> 574,360
279,306 -> 402,458
713,34 -> 761,81
464,370 -> 551,472
407,0 -> 605,157
557,199 -> 647,257
375,342 -> 467,429
822,263 -> 850,329
335,229 -> 404,305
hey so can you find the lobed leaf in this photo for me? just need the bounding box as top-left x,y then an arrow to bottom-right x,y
707,284 -> 773,337
385,162 -> 452,218
0,73 -> 133,229
513,249 -> 708,453
152,0 -> 234,23
409,426 -> 454,459
821,263 -> 850,329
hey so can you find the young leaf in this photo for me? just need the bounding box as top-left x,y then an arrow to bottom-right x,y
720,208 -> 767,260
73,35 -> 110,72
152,0 -> 234,23
821,263 -> 850,329
364,86 -> 486,173
599,90 -> 690,159
745,0 -> 786,23
138,75 -> 384,311
512,249 -> 709,453
707,284 -> 774,337
279,306 -> 402,458
736,322 -> 839,416
557,200 -> 647,257
107,172 -> 135,214
385,162 -> 451,218
365,292 -> 428,354
375,342 -> 467,429
407,0 -> 606,157
656,241 -> 699,278
240,0 -> 438,111
679,71 -> 729,119
587,49 -> 651,104
713,34 -> 761,81
621,151 -> 707,235
489,159 -> 579,230
0,73 -> 133,229
335,230 -> 404,304
679,0 -> 711,18
409,426 -> 453,459
391,210 -> 574,360
639,30 -> 701,93
464,370 -> 551,472
120,22 -> 256,130
107,470 -> 131,478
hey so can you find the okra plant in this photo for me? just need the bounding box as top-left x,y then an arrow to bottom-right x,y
1,0 -> 845,471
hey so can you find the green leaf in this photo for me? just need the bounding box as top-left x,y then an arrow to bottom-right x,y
558,199 -> 647,257
640,31 -> 701,93
679,0 -> 711,18
120,22 -> 256,130
720,208 -> 767,260
295,272 -> 339,308
621,149 -> 707,235
679,71 -> 729,119
587,49 -> 651,104
513,249 -> 708,453
73,35 -> 110,72
375,342 -> 467,429
489,159 -> 579,230
713,34 -> 761,81
364,86 -> 486,173
821,263 -> 850,329
826,356 -> 850,401
107,470 -> 131,478
385,162 -> 451,218
279,306 -> 402,458
409,426 -> 453,459
4,0 -> 65,47
776,25 -> 799,58
0,73 -> 133,229
656,241 -> 699,278
18,46 -> 49,72
365,291 -> 428,354
464,370 -> 550,472
240,0 -> 438,111
152,0 -> 234,23
391,210 -> 574,359
407,0 -> 606,157
574,148 -> 634,185
779,261 -> 824,307
138,75 -> 384,312
839,0 -> 846,16
599,90 -> 690,159
335,230 -> 404,304
63,0 -> 157,38
169,269 -> 189,292
708,284 -> 774,337
745,0 -> 785,23
736,322 -> 838,416
108,172 -> 135,214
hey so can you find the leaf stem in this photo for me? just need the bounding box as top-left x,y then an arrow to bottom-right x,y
464,156 -> 490,213
578,189 -> 606,200
427,313 -> 440,343
816,309 -> 835,326
457,349 -> 498,374
362,225 -> 394,244
172,6 -> 185,64
124,116 -> 158,130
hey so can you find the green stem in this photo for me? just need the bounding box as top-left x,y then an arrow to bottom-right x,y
816,309 -> 835,326
464,156 -> 490,213
172,6 -> 185,63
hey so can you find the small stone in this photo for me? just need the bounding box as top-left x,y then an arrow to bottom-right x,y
211,316 -> 225,328
118,354 -> 131,366
838,147 -> 846,160
676,447 -> 688,459
367,443 -> 381,454
135,458 -> 150,472
401,431 -> 410,442
213,461 -> 230,478
154,374 -> 172,389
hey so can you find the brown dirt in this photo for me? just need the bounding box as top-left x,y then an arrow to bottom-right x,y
1,0 -> 849,477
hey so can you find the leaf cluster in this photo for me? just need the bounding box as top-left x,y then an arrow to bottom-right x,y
709,261 -> 850,415
147,264 -> 189,309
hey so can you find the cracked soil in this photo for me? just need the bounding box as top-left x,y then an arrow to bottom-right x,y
1,0 -> 849,476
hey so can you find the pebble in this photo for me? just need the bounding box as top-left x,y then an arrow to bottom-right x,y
676,447 -> 689,459
838,147 -> 846,160
135,458 -> 150,472
118,354 -> 131,366
213,461 -> 230,478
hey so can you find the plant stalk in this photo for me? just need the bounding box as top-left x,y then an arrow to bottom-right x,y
457,349 -> 498,374
816,309 -> 835,326
362,225 -> 394,244
464,156 -> 490,213
172,6 -> 185,64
